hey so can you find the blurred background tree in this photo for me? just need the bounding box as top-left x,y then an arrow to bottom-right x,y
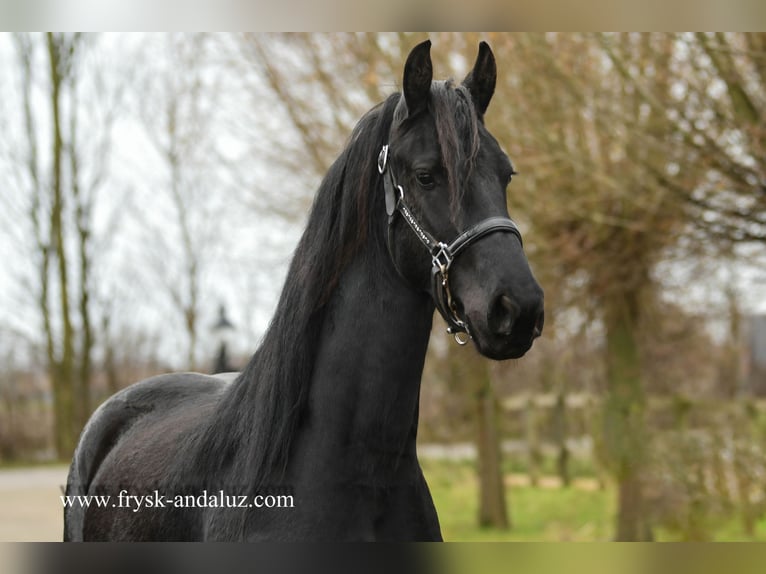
2,33 -> 128,458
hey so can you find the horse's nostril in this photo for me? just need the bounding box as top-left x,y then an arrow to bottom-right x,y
500,295 -> 514,313
490,294 -> 518,337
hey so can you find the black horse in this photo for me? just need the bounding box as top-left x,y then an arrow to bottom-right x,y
64,40 -> 544,541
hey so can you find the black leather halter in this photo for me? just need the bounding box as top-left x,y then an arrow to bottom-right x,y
378,144 -> 523,344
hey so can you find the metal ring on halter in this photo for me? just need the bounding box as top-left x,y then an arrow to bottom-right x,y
396,184 -> 404,201
453,331 -> 471,345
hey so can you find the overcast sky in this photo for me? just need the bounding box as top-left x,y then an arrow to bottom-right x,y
0,33 -> 314,370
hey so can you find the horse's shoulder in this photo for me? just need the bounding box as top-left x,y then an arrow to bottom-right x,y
69,373 -> 233,494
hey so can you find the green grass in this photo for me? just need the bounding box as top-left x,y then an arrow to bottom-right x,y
424,458 -> 613,541
421,458 -> 766,541
501,452 -> 600,481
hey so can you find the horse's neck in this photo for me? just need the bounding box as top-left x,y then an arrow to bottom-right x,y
300,249 -> 434,473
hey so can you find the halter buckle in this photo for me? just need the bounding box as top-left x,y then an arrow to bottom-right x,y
431,242 -> 453,274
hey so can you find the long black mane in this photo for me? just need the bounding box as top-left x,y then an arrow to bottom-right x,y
193,81 -> 481,492
193,94 -> 399,488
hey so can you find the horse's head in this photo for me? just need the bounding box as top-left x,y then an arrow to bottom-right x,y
382,40 -> 544,360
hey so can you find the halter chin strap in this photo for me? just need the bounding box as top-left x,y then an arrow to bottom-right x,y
378,144 -> 523,344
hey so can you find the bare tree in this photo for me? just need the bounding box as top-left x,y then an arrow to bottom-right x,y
601,33 -> 766,245
2,33 -> 125,458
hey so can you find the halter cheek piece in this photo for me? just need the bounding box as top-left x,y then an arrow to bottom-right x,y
378,144 -> 523,345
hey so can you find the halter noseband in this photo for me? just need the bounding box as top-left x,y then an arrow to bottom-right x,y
378,144 -> 523,345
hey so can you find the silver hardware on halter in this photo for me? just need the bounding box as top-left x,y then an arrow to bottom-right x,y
377,145 -> 389,174
448,326 -> 471,345
432,242 -> 452,274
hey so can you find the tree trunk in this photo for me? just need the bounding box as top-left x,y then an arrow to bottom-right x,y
602,292 -> 652,541
16,34 -> 62,458
47,33 -> 77,459
70,70 -> 93,432
448,347 -> 511,530
525,396 -> 542,488
616,473 -> 652,541
474,362 -> 510,529
553,391 -> 571,488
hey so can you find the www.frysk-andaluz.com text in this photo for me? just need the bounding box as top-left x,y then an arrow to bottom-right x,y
61,489 -> 295,513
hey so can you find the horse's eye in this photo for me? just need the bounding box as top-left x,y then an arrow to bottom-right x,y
416,171 -> 435,189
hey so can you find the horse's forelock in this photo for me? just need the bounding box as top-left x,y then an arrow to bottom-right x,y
430,80 -> 480,221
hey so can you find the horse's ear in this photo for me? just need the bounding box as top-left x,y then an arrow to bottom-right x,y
402,39 -> 433,117
463,41 -> 496,116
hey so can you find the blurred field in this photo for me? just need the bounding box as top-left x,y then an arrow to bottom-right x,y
422,459 -> 766,542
